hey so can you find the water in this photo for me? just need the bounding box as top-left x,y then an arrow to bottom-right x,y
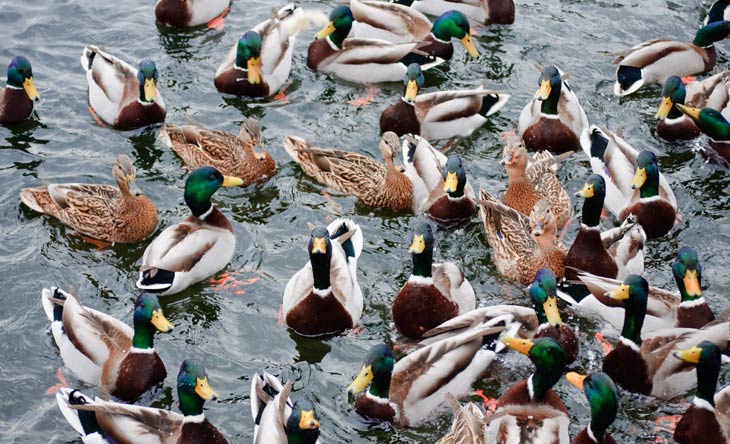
2,0 -> 730,442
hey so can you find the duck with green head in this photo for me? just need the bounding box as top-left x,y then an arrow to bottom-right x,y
485,337 -> 569,444
41,287 -> 173,402
137,166 -> 243,296
673,247 -> 715,328
518,64 -> 589,153
566,372 -> 619,444
56,359 -> 227,444
425,156 -> 478,227
392,223 -> 475,338
673,341 -> 730,444
676,102 -> 730,164
0,56 -> 40,124
613,20 -> 730,96
529,269 -> 579,364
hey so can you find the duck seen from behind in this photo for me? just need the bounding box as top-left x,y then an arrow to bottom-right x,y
565,372 -> 619,444
0,56 -> 40,124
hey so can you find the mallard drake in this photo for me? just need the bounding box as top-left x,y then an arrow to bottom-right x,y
425,155 -> 478,227
351,3 -> 479,58
600,275 -> 729,400
394,0 -> 514,25
480,191 -> 566,285
655,72 -> 730,141
41,287 -> 172,401
499,135 -> 572,229
56,359 -> 226,444
250,372 -> 321,444
675,103 -> 730,165
214,5 -> 318,97
80,46 -> 166,130
0,56 -> 40,124
529,269 -> 579,364
283,218 -> 363,336
284,132 -> 413,211
565,372 -> 619,444
160,118 -> 275,186
579,126 -> 677,219
380,63 -> 509,139
393,223 -> 475,338
435,393 -> 486,444
346,320 -> 505,426
518,65 -> 589,153
20,155 -> 158,243
673,341 -> 730,444
705,0 -> 730,24
307,6 -> 445,84
136,167 -> 243,296
155,0 -> 229,27
612,21 -> 730,97
484,337 -> 569,444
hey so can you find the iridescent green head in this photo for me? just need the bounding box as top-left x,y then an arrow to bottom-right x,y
286,399 -> 321,444
673,247 -> 703,301
408,223 -> 434,278
503,337 -> 566,399
676,103 -> 730,141
137,60 -> 159,103
575,174 -> 606,227
347,344 -> 395,399
315,5 -> 354,48
630,151 -> 660,198
673,341 -> 721,404
7,56 -> 40,101
177,359 -> 219,416
566,372 -> 619,442
442,156 -> 467,198
536,65 -> 562,114
528,269 -> 562,327
184,166 -> 243,218
402,63 -> 424,103
132,293 -> 173,349
236,31 -> 263,84
693,20 -> 730,47
656,76 -> 686,120
607,274 -> 648,344
432,11 -> 479,57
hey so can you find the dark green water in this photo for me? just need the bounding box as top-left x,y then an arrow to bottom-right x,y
3,0 -> 730,443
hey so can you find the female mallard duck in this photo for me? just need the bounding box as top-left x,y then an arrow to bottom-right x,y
283,132 -> 413,212
673,341 -> 730,444
435,393 -> 486,444
518,65 -> 589,153
283,218 -> 363,336
155,0 -> 229,28
0,56 -> 40,124
350,4 -> 480,58
601,275 -> 729,400
41,287 -> 172,401
347,319 -> 506,426
392,0 -> 514,25
612,21 -> 730,96
380,63 -> 510,139
20,155 -> 158,243
136,167 -> 243,296
160,118 -> 275,186
56,359 -> 226,444
499,135 -> 571,228
484,337 -> 569,444
307,6 -> 445,84
529,269 -> 579,365
565,372 -> 619,444
655,72 -> 730,141
675,103 -> 730,165
580,126 -> 677,218
251,372 -> 321,444
80,46 -> 166,130
392,223 -> 475,338
214,5 -> 316,97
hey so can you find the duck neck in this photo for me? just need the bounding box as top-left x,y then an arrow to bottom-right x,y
580,195 -> 603,227
132,320 -> 156,349
329,25 -> 351,49
310,252 -> 332,292
178,390 -> 205,417
411,249 -> 433,279
287,429 -> 320,444
540,83 -> 561,116
639,169 -> 660,199
368,371 -> 391,399
620,306 -> 644,346
696,357 -> 720,406
530,369 -> 560,401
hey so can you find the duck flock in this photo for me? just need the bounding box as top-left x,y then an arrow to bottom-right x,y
5,0 -> 730,443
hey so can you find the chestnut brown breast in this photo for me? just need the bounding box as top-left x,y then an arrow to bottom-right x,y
677,303 -> 715,329
620,200 -> 675,239
114,102 -> 166,131
286,290 -> 354,336
178,418 -> 229,444
602,340 -> 652,395
427,196 -> 476,228
565,228 -> 617,280
380,100 -> 420,137
522,118 -> 579,154
0,88 -> 34,124
109,351 -> 167,401
214,70 -> 270,97
392,282 -> 458,338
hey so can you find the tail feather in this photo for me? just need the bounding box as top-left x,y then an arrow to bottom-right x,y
56,388 -> 106,441
136,268 -> 174,292
327,218 -> 363,259
20,187 -> 56,215
80,46 -> 97,72
479,92 -> 510,117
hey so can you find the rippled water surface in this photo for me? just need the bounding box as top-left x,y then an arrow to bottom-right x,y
3,0 -> 730,442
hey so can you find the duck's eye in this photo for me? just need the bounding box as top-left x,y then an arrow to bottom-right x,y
209,174 -> 217,181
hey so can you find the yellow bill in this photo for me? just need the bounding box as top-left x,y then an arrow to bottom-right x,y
461,34 -> 479,58
607,283 -> 630,301
247,57 -> 262,84
675,103 -> 700,120
537,80 -> 551,100
347,365 -> 373,394
443,171 -> 459,193
195,376 -> 219,400
222,175 -> 244,187
673,346 -> 702,364
143,78 -> 157,102
655,96 -> 673,120
151,309 -> 174,333
566,372 -> 587,390
404,79 -> 419,102
311,237 -> 327,254
315,21 -> 336,40
543,297 -> 562,326
683,270 -> 702,297
631,167 -> 646,190
299,410 -> 320,430
575,182 -> 594,198
502,336 -> 534,356
409,234 -> 425,254
23,77 -> 40,101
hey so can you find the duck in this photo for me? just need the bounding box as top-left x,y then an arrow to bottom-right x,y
480,191 -> 567,285
565,372 -> 619,444
0,56 -> 40,124
675,103 -> 730,165
41,287 -> 172,402
424,155 -> 478,227
579,125 -> 677,219
136,166 -> 243,296
56,359 -> 227,444
600,275 -> 729,400
379,63 -> 510,140
250,372 -> 321,444
518,64 -> 589,154
350,3 -> 479,59
283,218 -> 363,336
19,155 -> 158,243
529,269 -> 579,365
612,20 -> 730,97
160,118 -> 275,186
484,337 -> 569,444
155,0 -> 229,27
499,134 -> 572,229
391,0 -> 514,25
214,5 -> 318,97
673,341 -> 730,444
618,150 -> 677,239
346,318 -> 506,426
392,223 -> 475,338
307,6 -> 445,84
655,72 -> 730,141
283,132 -> 413,212
434,393 -> 486,444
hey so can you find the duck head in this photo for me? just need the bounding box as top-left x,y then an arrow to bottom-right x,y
7,56 -> 39,101
347,344 -> 395,399
236,31 -> 263,84
315,6 -> 353,48
184,166 -> 243,219
137,60 -> 159,103
402,63 -> 424,103
672,247 -> 703,302
528,269 -> 562,327
177,359 -> 219,416
442,156 -> 468,198
566,372 -> 619,443
656,76 -> 686,120
432,11 -> 479,57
